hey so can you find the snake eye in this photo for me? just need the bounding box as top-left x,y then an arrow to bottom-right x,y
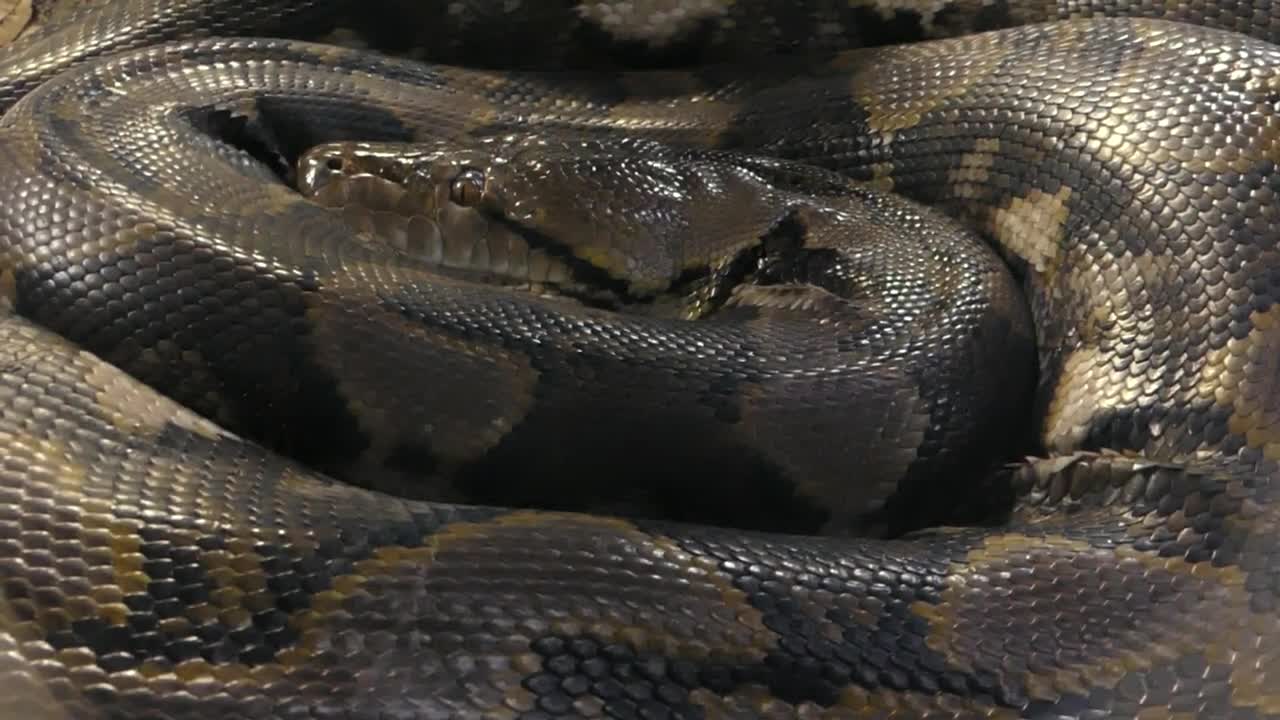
449,167 -> 486,206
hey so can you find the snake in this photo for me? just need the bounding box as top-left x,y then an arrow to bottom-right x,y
0,0 -> 1278,718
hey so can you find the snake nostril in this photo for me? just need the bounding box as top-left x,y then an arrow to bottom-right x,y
325,157 -> 344,172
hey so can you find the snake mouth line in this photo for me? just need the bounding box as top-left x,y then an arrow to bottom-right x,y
303,171 -> 576,285
297,169 -> 730,314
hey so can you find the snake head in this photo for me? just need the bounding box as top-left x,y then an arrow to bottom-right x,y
295,138 -> 589,291
297,136 -> 805,302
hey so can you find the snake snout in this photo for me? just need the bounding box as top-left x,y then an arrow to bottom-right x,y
296,147 -> 350,198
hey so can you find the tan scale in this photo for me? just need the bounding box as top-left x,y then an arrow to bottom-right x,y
599,88 -> 752,170
1040,251 -> 1185,451
986,186 -> 1072,275
371,512 -> 770,660
838,39 -> 1008,134
0,430 -> 86,496
1210,480 -> 1280,713
948,138 -> 1000,199
912,531 -> 1251,705
1,8 -> 1280,718
1199,305 -> 1280,459
0,599 -> 77,720
689,682 -> 1024,719
865,162 -> 896,192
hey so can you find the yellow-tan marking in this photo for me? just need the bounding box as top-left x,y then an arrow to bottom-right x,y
838,42 -> 1005,134
1200,305 -> 1280,459
948,138 -> 1000,199
293,511 -> 775,662
914,531 -> 1254,706
1208,479 -> 1280,713
0,594 -> 79,720
601,90 -> 745,146
0,429 -> 87,494
865,161 -> 896,192
1077,38 -> 1280,175
986,186 -> 1072,274
1040,251 -> 1187,451
38,505 -> 329,688
689,682 -> 1022,719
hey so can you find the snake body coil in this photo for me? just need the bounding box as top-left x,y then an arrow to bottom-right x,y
0,2 -> 1278,719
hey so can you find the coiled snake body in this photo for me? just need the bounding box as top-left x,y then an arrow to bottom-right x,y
0,2 -> 1278,718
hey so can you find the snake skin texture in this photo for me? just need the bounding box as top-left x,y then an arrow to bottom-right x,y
0,1 -> 1279,719
7,0 -> 1280,106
